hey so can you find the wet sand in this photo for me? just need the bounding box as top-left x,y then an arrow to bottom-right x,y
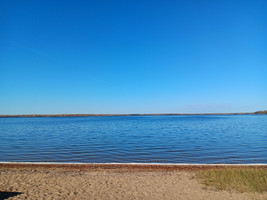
0,163 -> 267,200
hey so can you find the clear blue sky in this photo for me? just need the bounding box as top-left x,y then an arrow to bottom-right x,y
1,0 -> 266,114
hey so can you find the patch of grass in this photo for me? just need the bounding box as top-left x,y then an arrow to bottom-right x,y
197,168 -> 267,193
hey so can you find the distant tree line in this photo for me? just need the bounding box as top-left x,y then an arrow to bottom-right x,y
0,111 -> 267,118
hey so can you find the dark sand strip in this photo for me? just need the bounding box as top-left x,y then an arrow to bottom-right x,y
1,162 -> 267,171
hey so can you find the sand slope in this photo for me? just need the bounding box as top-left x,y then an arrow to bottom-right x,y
0,168 -> 266,200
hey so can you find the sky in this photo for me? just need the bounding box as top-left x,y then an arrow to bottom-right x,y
0,0 -> 266,114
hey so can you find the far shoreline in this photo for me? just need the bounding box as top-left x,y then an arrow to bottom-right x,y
0,112 -> 267,118
0,111 -> 267,118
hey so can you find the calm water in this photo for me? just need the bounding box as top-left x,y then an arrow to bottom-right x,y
0,115 -> 266,164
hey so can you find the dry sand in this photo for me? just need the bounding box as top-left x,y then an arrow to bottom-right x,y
0,164 -> 267,200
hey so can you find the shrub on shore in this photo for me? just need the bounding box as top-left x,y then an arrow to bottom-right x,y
254,110 -> 267,114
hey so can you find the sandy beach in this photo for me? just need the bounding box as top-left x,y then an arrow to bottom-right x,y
1,164 -> 267,200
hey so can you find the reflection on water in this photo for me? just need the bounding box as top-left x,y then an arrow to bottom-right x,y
0,115 -> 266,163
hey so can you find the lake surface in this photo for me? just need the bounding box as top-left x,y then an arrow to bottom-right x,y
0,115 -> 266,164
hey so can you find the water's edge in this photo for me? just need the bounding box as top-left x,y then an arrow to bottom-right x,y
1,162 -> 267,166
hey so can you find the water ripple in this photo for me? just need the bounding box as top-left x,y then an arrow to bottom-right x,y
0,115 -> 266,163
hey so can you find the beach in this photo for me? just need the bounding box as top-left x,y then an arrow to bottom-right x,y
1,164 -> 267,200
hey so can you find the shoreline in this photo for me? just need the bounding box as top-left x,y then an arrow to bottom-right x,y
0,112 -> 265,118
1,162 -> 267,171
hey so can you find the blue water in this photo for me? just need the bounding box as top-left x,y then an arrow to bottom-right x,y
0,115 -> 266,164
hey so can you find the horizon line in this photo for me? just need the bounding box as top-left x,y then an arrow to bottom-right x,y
0,111 -> 266,118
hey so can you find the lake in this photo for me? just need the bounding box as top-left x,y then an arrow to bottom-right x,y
0,115 -> 266,164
